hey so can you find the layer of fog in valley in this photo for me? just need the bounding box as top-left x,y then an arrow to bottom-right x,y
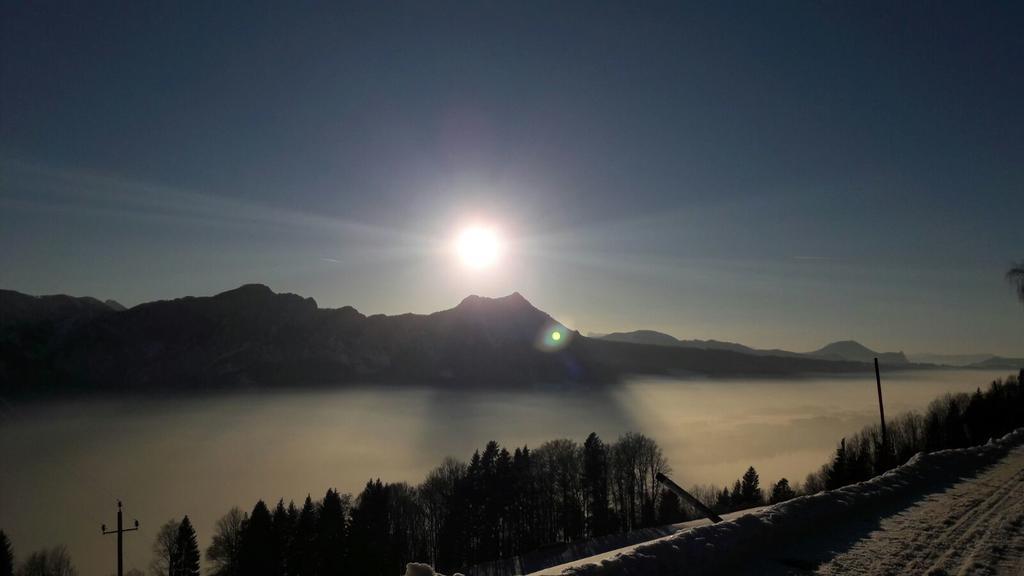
0,369 -> 1010,575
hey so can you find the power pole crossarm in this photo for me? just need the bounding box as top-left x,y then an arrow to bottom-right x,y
101,500 -> 140,576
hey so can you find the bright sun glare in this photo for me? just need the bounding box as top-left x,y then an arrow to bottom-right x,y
455,226 -> 502,269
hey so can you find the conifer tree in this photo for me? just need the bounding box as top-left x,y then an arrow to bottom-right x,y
826,438 -> 848,490
715,487 -> 731,513
268,499 -> 292,576
173,516 -> 200,576
0,530 -> 13,576
494,447 -> 513,557
239,501 -> 279,576
478,441 -> 501,560
349,480 -> 390,576
729,480 -> 742,511
769,478 -> 796,504
289,495 -> 318,576
582,433 -> 611,537
740,466 -> 763,506
316,489 -> 347,576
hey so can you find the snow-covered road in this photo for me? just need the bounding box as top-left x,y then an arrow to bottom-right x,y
530,429 -> 1024,576
765,443 -> 1024,576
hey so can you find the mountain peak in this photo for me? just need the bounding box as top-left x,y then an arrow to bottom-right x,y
215,283 -> 275,299
811,340 -> 907,364
456,292 -> 532,310
601,330 -> 682,347
440,291 -> 557,346
816,340 -> 873,354
209,284 -> 318,311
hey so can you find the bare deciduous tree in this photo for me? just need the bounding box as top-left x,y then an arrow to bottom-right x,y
610,432 -> 669,530
417,457 -> 466,566
149,519 -> 179,576
17,546 -> 77,576
205,508 -> 247,576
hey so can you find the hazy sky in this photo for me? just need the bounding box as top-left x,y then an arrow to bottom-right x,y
2,2 -> 1022,355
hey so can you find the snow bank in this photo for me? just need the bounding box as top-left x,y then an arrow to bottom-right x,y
554,428 -> 1024,576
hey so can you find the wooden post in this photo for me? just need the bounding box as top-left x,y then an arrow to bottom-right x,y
656,472 -> 724,523
875,358 -> 888,460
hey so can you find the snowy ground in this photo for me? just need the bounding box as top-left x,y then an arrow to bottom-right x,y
749,443 -> 1024,575
528,429 -> 1024,576
521,508 -> 767,576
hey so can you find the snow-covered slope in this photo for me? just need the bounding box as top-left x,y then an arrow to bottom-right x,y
531,428 -> 1024,576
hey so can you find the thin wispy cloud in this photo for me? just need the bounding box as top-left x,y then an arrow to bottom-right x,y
1,158 -> 434,261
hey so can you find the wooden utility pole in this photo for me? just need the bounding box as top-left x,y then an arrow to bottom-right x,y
656,472 -> 724,523
875,358 -> 888,460
102,500 -> 139,576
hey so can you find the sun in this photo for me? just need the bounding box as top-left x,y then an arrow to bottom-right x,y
455,225 -> 503,269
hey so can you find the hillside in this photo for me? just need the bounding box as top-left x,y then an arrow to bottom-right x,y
0,285 -> 876,395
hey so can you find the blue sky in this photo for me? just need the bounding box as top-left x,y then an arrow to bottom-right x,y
2,2 -> 1021,355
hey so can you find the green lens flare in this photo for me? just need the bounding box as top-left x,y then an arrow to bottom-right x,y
536,322 -> 571,352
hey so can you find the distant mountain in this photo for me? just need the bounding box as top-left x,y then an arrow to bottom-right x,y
600,330 -> 683,348
599,331 -> 913,366
0,285 -> 878,396
905,353 -> 999,367
0,289 -> 121,328
808,340 -> 908,365
966,356 -> 1024,370
599,330 -> 799,358
0,290 -> 126,393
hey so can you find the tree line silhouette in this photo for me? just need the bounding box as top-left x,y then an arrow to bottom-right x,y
186,430 -> 806,575
196,431 -> 700,575
805,370 -> 1024,492
156,431 -> 796,576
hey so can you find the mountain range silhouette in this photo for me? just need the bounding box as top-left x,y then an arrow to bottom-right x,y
1,284 -> 924,396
